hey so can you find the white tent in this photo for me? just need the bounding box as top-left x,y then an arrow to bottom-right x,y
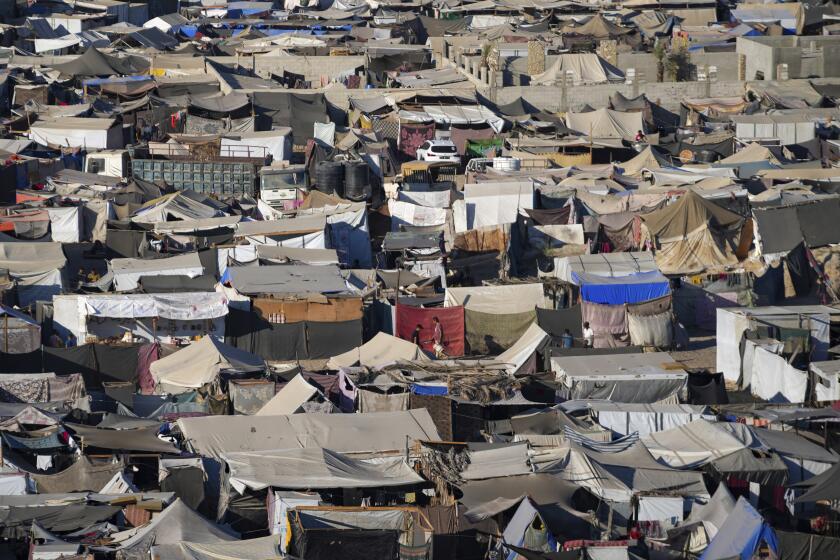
460,182 -> 534,232
0,242 -> 66,307
30,118 -> 123,149
110,252 -> 204,292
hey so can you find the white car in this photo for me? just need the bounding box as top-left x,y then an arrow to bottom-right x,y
416,140 -> 461,164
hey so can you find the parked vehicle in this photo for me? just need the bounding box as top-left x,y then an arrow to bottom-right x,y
415,140 -> 460,164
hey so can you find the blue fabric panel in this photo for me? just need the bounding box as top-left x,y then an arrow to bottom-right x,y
575,271 -> 670,305
411,384 -> 448,396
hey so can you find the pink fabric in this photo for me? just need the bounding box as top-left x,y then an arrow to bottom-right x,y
399,123 -> 435,159
136,343 -> 160,395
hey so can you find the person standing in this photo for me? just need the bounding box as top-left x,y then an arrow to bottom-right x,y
432,317 -> 446,358
583,322 -> 594,348
411,324 -> 423,347
561,329 -> 574,348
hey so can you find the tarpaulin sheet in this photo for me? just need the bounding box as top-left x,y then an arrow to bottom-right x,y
160,466 -> 205,511
687,372 -> 728,405
450,125 -> 495,155
536,306 -> 583,339
575,271 -> 670,305
177,409 -> 440,458
68,423 -> 178,453
326,332 -> 430,369
776,531 -> 840,560
465,309 -> 535,355
43,344 -> 99,382
225,448 -> 423,492
150,336 -> 264,392
31,456 -> 125,493
395,304 -> 464,357
0,350 -> 41,373
580,300 -> 627,335
699,497 -> 778,560
358,390 -> 408,413
306,320 -> 362,359
751,345 -> 807,404
225,308 -> 307,361
95,344 -> 140,383
252,92 -> 329,150
627,311 -> 672,347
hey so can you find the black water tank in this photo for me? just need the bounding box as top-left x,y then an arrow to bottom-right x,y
344,160 -> 371,202
315,161 -> 344,196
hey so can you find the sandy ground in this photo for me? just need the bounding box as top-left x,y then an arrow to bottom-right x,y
671,330 -> 717,371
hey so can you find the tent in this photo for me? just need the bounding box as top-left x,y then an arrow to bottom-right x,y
699,497 -> 778,560
616,146 -> 670,176
566,108 -> 644,142
223,448 -> 424,492
531,54 -> 624,85
0,242 -> 66,307
151,535 -> 284,560
666,484 -> 736,555
30,117 -> 123,149
150,336 -> 265,394
326,331 -> 431,369
98,499 -> 237,557
51,47 -> 147,76
640,191 -> 746,275
111,252 -> 204,292
561,14 -> 632,38
552,352 -> 687,403
0,304 -> 40,354
642,419 -> 750,468
791,461 -> 840,503
176,409 -> 441,458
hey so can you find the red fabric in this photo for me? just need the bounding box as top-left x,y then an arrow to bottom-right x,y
399,123 -> 435,159
396,305 -> 465,357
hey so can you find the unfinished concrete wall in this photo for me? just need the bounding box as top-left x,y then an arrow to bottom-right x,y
737,37 -> 778,80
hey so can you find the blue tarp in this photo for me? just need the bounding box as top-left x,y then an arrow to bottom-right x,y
700,497 -> 779,560
2,432 -> 66,451
411,384 -> 448,396
573,270 -> 670,305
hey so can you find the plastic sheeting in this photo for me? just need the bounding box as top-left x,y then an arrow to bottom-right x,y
576,271 -> 670,305
750,345 -> 807,404
593,403 -> 714,437
224,448 -> 423,492
176,409 -> 440,458
462,182 -> 534,231
566,109 -> 643,141
445,283 -> 544,314
699,497 -> 778,560
111,252 -> 204,292
627,311 -> 673,347
642,420 -> 748,468
256,374 -> 316,415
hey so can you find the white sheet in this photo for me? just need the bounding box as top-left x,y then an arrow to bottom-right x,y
387,199 -> 447,230
751,346 -> 807,404
46,207 -> 81,243
716,309 -> 751,383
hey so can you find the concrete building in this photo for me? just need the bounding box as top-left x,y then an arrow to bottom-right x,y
737,35 -> 840,81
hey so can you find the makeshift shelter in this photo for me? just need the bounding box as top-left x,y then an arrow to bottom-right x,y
176,409 -> 441,458
52,292 -> 230,343
97,498 -> 237,558
29,118 -> 124,149
530,54 -> 624,85
640,191 -> 746,275
552,352 -> 687,403
223,448 -> 424,492
150,336 -> 265,394
699,497 -> 778,560
0,242 -> 66,307
326,331 -> 431,369
51,46 -> 147,76
642,420 -> 751,468
566,108 -> 644,143
111,252 -> 204,292
0,305 -> 40,353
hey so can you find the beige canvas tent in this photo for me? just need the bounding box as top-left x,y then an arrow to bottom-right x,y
640,191 -> 746,275
566,109 -> 644,142
150,336 -> 265,394
326,331 -> 431,369
531,53 -> 624,86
